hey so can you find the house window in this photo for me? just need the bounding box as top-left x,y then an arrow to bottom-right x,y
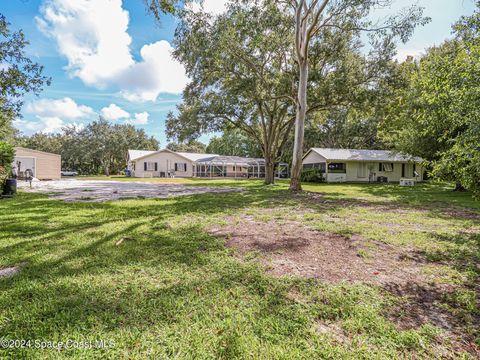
328,163 -> 346,173
380,163 -> 394,172
145,162 -> 156,171
303,163 -> 326,173
175,163 -> 187,172
357,163 -> 367,178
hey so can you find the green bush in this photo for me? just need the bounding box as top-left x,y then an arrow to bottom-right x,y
301,168 -> 325,183
0,141 -> 14,193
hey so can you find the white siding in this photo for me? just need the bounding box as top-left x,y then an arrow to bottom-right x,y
14,147 -> 61,180
132,152 -> 194,178
345,161 -> 423,182
303,151 -> 327,164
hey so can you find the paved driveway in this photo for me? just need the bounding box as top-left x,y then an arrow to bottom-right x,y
17,179 -> 242,202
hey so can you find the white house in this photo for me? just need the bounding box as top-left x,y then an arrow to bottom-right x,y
303,148 -> 424,183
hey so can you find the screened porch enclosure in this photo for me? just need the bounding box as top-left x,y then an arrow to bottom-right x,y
194,156 -> 288,179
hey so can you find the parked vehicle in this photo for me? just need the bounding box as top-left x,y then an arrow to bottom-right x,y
61,170 -> 78,177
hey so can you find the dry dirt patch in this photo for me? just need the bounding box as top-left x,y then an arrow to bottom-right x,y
18,180 -> 242,202
208,215 -> 425,285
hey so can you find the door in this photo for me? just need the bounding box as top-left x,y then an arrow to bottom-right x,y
15,157 -> 36,177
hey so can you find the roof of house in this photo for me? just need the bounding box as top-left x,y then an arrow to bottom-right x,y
177,152 -> 219,162
195,155 -> 265,166
307,148 -> 423,162
15,147 -> 61,157
129,148 -> 218,163
128,149 -> 156,161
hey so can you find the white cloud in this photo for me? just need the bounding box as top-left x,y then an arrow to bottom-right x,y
100,103 -> 130,121
119,41 -> 188,102
37,116 -> 65,133
25,97 -> 95,119
37,0 -> 188,102
126,112 -> 149,125
13,116 -> 80,134
13,118 -> 44,133
19,97 -> 95,134
189,0 -> 229,15
37,0 -> 133,87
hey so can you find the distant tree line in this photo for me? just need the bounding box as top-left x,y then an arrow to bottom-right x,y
16,118 -> 159,175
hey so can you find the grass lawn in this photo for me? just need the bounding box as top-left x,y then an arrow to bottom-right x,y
0,180 -> 478,358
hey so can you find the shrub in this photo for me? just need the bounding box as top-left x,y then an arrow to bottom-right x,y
0,141 -> 14,193
300,168 -> 325,183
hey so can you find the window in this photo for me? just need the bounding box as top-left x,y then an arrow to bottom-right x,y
175,163 -> 187,172
328,163 -> 346,173
303,163 -> 326,173
144,162 -> 156,171
380,163 -> 394,172
357,163 -> 367,178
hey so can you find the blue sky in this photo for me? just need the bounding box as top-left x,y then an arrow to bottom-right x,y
1,0 -> 476,147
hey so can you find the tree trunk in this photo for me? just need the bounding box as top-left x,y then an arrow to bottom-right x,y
290,61 -> 308,192
264,156 -> 275,185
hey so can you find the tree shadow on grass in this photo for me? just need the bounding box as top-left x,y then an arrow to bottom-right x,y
2,186 -> 479,357
296,187 -> 480,224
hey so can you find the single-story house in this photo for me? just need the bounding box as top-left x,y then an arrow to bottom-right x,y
13,147 -> 61,180
127,149 -> 289,179
302,148 -> 424,183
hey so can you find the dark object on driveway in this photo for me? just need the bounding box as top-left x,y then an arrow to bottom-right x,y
61,170 -> 78,176
2,178 -> 17,197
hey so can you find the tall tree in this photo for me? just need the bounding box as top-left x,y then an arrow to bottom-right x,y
284,0 -> 427,191
0,14 -> 50,141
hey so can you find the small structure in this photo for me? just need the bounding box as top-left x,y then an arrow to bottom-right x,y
13,147 -> 61,180
127,149 -> 289,179
303,148 -> 424,183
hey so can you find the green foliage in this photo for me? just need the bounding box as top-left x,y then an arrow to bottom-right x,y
0,141 -> 14,191
382,5 -> 480,197
17,119 -> 159,175
144,0 -> 182,19
166,140 -> 207,153
0,13 -> 50,141
300,168 -> 325,183
206,129 -> 262,158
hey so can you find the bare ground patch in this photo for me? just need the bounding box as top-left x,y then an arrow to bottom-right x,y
384,282 -> 480,356
208,215 -> 426,285
208,214 -> 479,356
18,180 -> 242,202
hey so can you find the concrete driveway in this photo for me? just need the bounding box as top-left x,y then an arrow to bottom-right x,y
17,179 -> 242,202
